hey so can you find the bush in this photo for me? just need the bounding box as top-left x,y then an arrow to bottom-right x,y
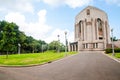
115,48 -> 120,53
105,48 -> 112,54
105,48 -> 120,54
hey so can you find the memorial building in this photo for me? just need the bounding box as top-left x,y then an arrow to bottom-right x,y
69,6 -> 111,51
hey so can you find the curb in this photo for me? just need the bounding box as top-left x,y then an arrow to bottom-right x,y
0,62 -> 48,68
102,52 -> 120,63
0,53 -> 78,68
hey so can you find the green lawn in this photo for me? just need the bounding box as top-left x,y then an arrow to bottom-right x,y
109,53 -> 120,58
0,51 -> 77,66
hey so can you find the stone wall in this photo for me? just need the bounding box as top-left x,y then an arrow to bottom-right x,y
114,40 -> 120,48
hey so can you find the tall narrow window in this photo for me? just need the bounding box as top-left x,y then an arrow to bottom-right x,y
97,18 -> 103,40
87,9 -> 90,15
79,21 -> 82,34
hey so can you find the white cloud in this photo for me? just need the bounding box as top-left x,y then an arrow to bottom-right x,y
65,0 -> 93,8
105,0 -> 120,6
0,8 -> 5,11
5,12 -> 27,31
37,9 -> 47,24
4,9 -> 74,44
0,0 -> 93,11
0,0 -> 34,13
1,0 -> 120,14
42,0 -> 120,8
5,12 -> 26,24
42,0 -> 92,8
5,10 -> 52,42
45,29 -> 65,43
42,0 -> 63,7
45,28 -> 74,44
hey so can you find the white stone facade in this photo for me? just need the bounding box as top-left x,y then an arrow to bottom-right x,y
69,6 -> 111,51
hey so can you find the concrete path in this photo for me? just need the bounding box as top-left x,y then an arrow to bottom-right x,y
0,51 -> 120,80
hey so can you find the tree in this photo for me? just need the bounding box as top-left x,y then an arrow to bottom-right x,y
2,22 -> 19,58
0,21 -> 8,53
22,36 -> 48,53
48,41 -> 65,52
0,20 -> 48,54
49,41 -> 59,51
17,31 -> 26,54
36,40 -> 47,52
111,36 -> 118,41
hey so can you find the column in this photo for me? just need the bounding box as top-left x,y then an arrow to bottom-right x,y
103,21 -> 106,49
71,45 -> 73,51
74,44 -> 76,51
105,21 -> 108,43
93,20 -> 95,40
75,24 -> 78,39
75,25 -> 77,39
84,21 -> 86,41
85,19 -> 87,41
80,21 -> 83,41
77,24 -> 79,39
95,19 -> 97,40
96,21 -> 99,40
91,20 -> 93,41
82,21 -> 84,41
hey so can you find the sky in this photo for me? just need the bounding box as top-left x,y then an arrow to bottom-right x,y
0,0 -> 120,44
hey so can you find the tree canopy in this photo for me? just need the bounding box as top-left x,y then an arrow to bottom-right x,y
0,20 -> 47,54
0,20 -> 65,55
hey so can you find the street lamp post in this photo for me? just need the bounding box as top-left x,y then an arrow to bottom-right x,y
57,35 -> 60,53
18,43 -> 21,54
65,31 -> 67,56
111,29 -> 115,56
42,44 -> 43,53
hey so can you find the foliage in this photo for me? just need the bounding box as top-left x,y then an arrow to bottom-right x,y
48,41 -> 65,52
105,48 -> 112,54
105,48 -> 120,54
109,53 -> 120,58
110,37 -> 118,41
114,53 -> 120,58
114,48 -> 120,53
0,51 -> 77,66
0,20 -> 66,56
0,20 -> 48,55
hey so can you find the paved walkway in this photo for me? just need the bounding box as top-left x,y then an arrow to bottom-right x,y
0,51 -> 120,80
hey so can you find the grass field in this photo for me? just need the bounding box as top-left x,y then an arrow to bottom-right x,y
0,51 -> 77,66
109,53 -> 120,58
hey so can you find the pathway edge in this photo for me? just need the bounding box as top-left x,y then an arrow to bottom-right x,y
102,52 -> 120,63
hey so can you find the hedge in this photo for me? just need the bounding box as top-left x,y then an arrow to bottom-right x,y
105,48 -> 120,54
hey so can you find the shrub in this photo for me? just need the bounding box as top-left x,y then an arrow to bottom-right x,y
105,48 -> 120,54
105,48 -> 112,54
114,48 -> 120,53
